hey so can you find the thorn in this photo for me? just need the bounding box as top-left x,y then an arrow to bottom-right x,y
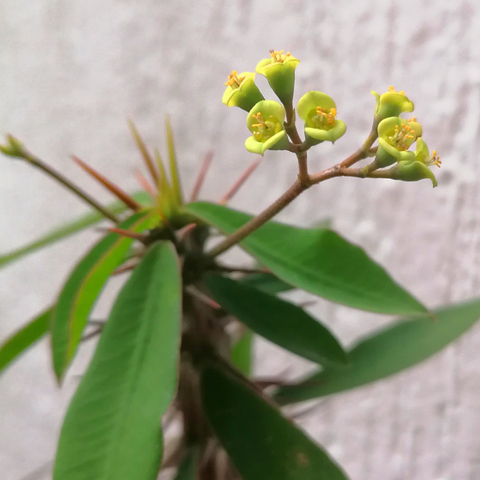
128,120 -> 160,185
219,157 -> 261,205
185,285 -> 220,309
165,115 -> 183,205
108,227 -> 145,242
190,151 -> 214,202
72,155 -> 143,211
134,168 -> 158,201
111,258 -> 140,275
177,222 -> 197,241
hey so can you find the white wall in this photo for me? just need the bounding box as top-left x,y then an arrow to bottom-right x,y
2,1 -> 480,479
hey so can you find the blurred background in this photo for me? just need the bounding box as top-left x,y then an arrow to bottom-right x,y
2,1 -> 480,479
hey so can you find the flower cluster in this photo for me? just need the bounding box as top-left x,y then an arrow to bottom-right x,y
372,89 -> 440,187
222,51 -> 441,187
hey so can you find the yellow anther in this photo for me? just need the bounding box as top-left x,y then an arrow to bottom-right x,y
225,70 -> 245,88
251,112 -> 267,129
269,49 -> 291,63
388,86 -> 406,95
315,106 -> 336,126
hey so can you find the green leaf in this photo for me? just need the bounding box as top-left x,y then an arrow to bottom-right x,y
0,191 -> 152,270
238,272 -> 294,295
231,328 -> 254,376
275,297 -> 480,404
207,275 -> 348,368
186,202 -> 427,316
51,211 -> 155,380
53,241 -> 182,480
201,364 -> 349,480
0,307 -> 52,374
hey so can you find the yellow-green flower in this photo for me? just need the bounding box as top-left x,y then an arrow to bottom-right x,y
256,50 -> 300,106
297,91 -> 346,146
371,86 -> 414,122
375,116 -> 422,167
393,138 -> 441,187
222,70 -> 264,112
245,100 -> 289,155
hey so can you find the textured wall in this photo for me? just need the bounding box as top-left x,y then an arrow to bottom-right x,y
2,1 -> 480,479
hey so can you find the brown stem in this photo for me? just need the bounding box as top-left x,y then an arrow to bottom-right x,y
23,154 -> 119,223
340,120 -> 379,168
206,122 -> 380,259
284,103 -> 309,184
207,179 -> 308,258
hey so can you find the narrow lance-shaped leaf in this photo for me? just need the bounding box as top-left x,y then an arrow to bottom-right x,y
231,328 -> 254,376
207,275 -> 348,367
0,191 -> 152,270
201,364 -> 349,480
0,307 -> 52,374
53,241 -> 182,480
51,210 -> 155,380
275,297 -> 480,405
186,202 -> 428,316
239,272 -> 294,295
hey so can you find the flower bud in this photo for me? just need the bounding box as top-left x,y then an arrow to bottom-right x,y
256,50 -> 299,106
245,100 -> 289,155
0,134 -> 26,158
297,91 -> 346,146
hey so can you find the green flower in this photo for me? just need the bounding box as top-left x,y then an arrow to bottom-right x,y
245,100 -> 289,155
371,86 -> 414,122
393,138 -> 441,187
297,91 -> 347,146
375,116 -> 422,167
256,50 -> 300,106
222,71 -> 264,112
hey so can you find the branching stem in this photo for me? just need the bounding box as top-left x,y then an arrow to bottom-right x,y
207,118 -> 380,258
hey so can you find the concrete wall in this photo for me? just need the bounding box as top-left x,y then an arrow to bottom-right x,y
2,1 -> 480,479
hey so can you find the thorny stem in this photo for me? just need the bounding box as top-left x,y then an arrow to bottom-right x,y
207,121 -> 380,259
22,153 -> 119,223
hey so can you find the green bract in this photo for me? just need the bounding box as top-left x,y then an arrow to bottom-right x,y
371,86 -> 414,122
392,138 -> 440,187
222,71 -> 264,112
255,50 -> 299,106
297,91 -> 347,146
375,116 -> 422,167
245,100 -> 289,155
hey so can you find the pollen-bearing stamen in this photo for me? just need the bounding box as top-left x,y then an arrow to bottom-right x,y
389,123 -> 416,150
388,85 -> 406,95
225,70 -> 245,88
250,112 -> 281,142
269,49 -> 291,63
315,106 -> 337,127
427,150 -> 442,168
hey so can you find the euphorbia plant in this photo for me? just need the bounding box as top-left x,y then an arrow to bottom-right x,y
1,50 -> 478,480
